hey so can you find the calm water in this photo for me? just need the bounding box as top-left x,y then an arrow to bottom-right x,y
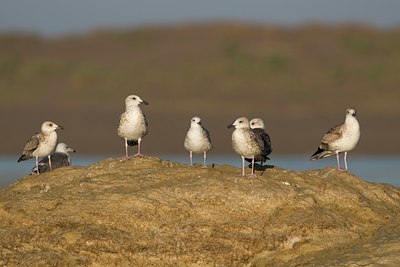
1,154 -> 399,188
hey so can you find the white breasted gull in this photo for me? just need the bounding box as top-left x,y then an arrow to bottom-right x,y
310,108 -> 360,171
117,95 -> 149,159
18,121 -> 63,175
32,143 -> 76,174
184,116 -> 213,168
227,117 -> 263,177
245,118 -> 272,165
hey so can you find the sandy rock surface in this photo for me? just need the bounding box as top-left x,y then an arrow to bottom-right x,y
1,157 -> 400,266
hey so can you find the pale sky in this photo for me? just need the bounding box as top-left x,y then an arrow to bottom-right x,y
1,0 -> 399,37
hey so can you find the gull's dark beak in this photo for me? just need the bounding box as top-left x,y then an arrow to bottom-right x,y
141,100 -> 149,105
57,125 -> 64,130
227,124 -> 234,129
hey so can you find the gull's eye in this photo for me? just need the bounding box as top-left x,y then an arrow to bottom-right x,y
49,123 -> 53,127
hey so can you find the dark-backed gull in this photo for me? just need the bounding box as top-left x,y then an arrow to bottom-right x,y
245,118 -> 272,165
227,117 -> 263,177
184,116 -> 213,168
310,108 -> 360,171
32,142 -> 76,174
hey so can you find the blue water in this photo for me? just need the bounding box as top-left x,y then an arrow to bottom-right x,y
1,154 -> 399,188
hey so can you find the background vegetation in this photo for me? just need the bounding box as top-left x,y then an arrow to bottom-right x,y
1,23 -> 399,155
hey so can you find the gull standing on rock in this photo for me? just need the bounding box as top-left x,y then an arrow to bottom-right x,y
118,95 -> 149,159
310,108 -> 360,171
227,117 -> 263,177
18,121 -> 63,175
245,118 -> 272,166
32,142 -> 76,174
184,117 -> 213,168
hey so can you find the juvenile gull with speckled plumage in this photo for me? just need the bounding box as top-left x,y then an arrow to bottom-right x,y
245,118 -> 272,165
117,95 -> 149,159
18,121 -> 63,175
227,117 -> 263,177
31,142 -> 76,174
184,117 -> 213,168
310,108 -> 360,171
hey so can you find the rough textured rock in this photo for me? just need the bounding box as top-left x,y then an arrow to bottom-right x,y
1,157 -> 400,266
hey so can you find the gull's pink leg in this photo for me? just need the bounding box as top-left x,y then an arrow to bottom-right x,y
248,156 -> 257,178
189,151 -> 193,166
241,156 -> 245,176
124,138 -> 129,159
336,152 -> 347,172
336,152 -> 341,171
36,156 -> 40,175
202,151 -> 207,168
48,155 -> 52,171
134,138 -> 144,157
121,138 -> 133,161
252,157 -> 255,175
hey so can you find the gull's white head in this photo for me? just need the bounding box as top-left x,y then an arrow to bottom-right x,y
125,95 -> 149,109
55,143 -> 76,154
41,121 -> 63,134
346,108 -> 357,118
250,118 -> 265,129
227,117 -> 250,129
190,116 -> 202,126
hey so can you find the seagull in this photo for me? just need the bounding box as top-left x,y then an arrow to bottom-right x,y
245,118 -> 272,165
117,95 -> 149,159
227,117 -> 263,177
184,116 -> 213,168
310,108 -> 360,171
32,143 -> 76,174
18,121 -> 63,175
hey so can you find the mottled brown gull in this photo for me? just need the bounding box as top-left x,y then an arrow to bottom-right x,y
310,108 -> 360,171
184,116 -> 213,168
17,121 -> 63,175
117,95 -> 149,159
245,118 -> 272,165
227,117 -> 263,177
32,142 -> 76,174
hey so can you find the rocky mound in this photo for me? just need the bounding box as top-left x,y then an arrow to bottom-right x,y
1,157 -> 400,266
